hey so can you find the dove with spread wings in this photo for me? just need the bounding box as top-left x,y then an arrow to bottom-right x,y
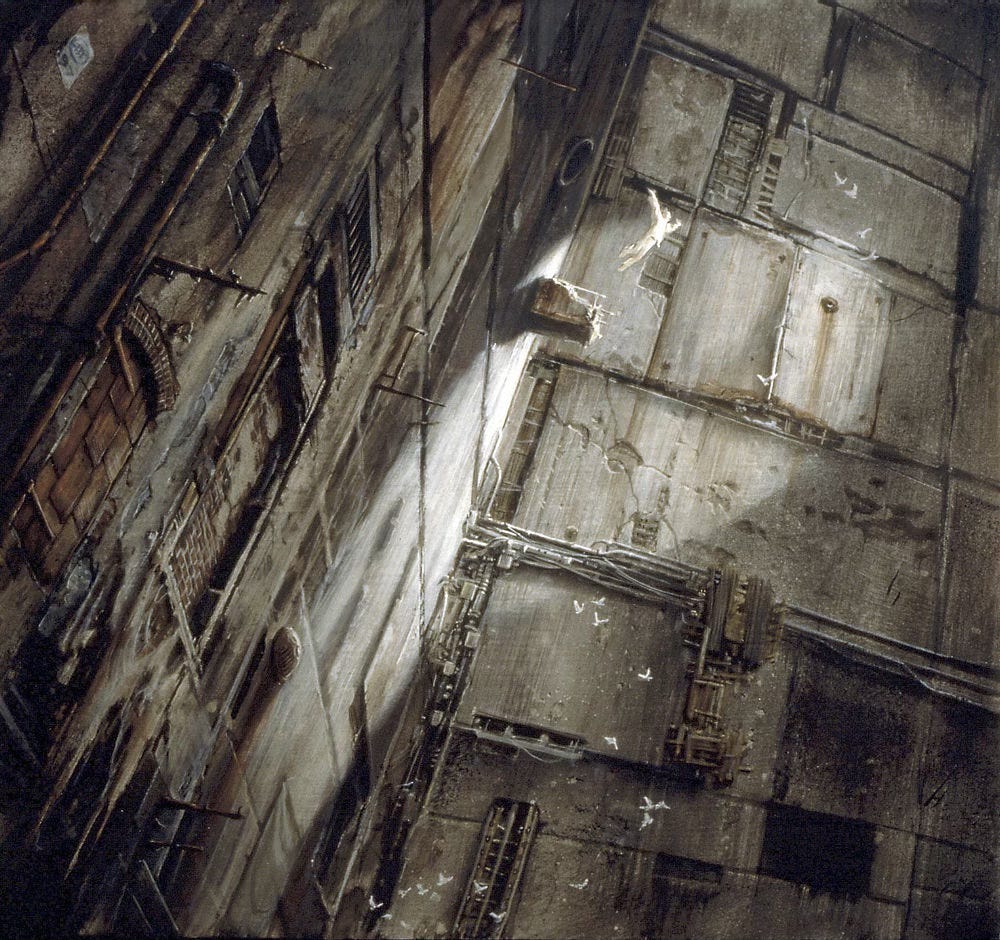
617,188 -> 682,271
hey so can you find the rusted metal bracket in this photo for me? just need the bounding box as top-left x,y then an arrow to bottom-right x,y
150,256 -> 266,297
374,383 -> 444,408
499,57 -> 577,92
276,43 -> 333,71
159,796 -> 245,820
146,839 -> 205,853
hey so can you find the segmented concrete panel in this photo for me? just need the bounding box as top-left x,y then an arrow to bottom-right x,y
942,481 -> 1000,667
648,212 -> 792,400
512,366 -> 942,648
837,0 -> 985,74
630,51 -> 732,199
773,124 -> 961,287
952,309 -> 1000,485
772,249 -> 891,437
837,23 -> 979,169
650,0 -> 832,97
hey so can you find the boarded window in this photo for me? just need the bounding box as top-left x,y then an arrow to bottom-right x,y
638,249 -> 679,298
227,103 -> 281,239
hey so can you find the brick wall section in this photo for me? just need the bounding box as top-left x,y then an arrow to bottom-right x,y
9,344 -> 149,584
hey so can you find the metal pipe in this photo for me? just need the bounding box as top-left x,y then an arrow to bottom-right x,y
0,0 -> 208,274
5,62 -> 243,491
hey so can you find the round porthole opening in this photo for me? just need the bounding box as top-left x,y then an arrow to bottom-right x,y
558,137 -> 595,187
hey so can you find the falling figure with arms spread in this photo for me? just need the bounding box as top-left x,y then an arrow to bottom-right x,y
618,187 -> 681,271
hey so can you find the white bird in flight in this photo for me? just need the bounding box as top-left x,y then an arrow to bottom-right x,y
604,735 -> 619,749
573,600 -> 585,614
843,182 -> 858,198
637,668 -> 653,681
618,188 -> 681,271
833,171 -> 848,186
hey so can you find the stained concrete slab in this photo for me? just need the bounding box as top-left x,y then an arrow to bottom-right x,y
775,641 -> 930,829
647,212 -> 792,400
771,249 -> 892,436
511,365 -> 942,648
871,296 -> 953,465
837,22 -> 979,169
772,123 -> 961,287
917,700 -> 1000,852
836,0 -> 986,75
649,0 -> 832,98
700,872 -> 907,940
646,212 -> 952,464
941,479 -> 1000,667
952,309 -> 1000,486
630,51 -> 732,199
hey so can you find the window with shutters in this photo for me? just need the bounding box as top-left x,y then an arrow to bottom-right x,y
227,103 -> 281,239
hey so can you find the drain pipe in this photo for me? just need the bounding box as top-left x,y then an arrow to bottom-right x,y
0,0 -> 208,275
4,62 -> 243,491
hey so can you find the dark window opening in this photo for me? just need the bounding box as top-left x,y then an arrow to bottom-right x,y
227,103 -> 281,239
316,262 -> 340,362
760,802 -> 875,899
